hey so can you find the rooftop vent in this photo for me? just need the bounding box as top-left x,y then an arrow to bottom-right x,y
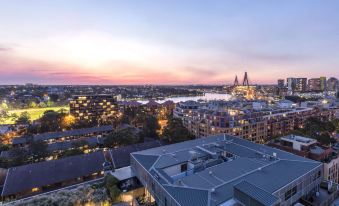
273,152 -> 277,159
178,180 -> 184,185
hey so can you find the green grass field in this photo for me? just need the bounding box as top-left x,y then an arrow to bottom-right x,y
1,106 -> 69,125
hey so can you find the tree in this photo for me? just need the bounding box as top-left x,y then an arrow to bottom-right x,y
332,119 -> 339,133
58,108 -> 68,114
296,117 -> 336,145
104,174 -> 121,202
141,115 -> 160,138
10,113 -> 18,122
60,115 -> 76,129
1,102 -> 8,110
62,148 -> 83,157
162,118 -> 194,143
46,100 -> 54,107
104,128 -> 139,147
37,110 -> 65,133
0,110 -> 9,124
29,101 -> 37,108
38,102 -> 47,108
49,94 -> 59,102
16,111 -> 31,125
29,140 -> 50,160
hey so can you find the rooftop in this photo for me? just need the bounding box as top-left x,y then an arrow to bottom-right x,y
132,134 -> 322,206
1,151 -> 106,197
12,125 -> 113,145
109,140 -> 163,169
281,134 -> 317,145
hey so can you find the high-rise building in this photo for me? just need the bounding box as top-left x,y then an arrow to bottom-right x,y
69,94 -> 118,123
277,79 -> 285,88
287,77 -> 307,93
287,77 -> 296,93
320,76 -> 327,91
327,77 -> 338,91
295,78 -> 307,92
308,78 -> 321,91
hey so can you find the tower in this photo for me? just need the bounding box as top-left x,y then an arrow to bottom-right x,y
234,75 -> 239,86
243,72 -> 249,87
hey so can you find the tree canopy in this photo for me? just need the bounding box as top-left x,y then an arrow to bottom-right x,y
104,127 -> 139,147
15,111 -> 31,125
294,117 -> 336,145
104,174 -> 121,202
140,115 -> 160,138
29,140 -> 50,160
162,118 -> 194,143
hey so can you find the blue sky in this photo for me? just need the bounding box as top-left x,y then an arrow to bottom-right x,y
0,0 -> 338,84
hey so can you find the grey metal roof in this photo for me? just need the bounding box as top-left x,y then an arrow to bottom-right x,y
1,151 -> 105,196
176,158 -> 264,190
12,125 -> 113,145
234,181 -> 278,206
164,186 -> 209,206
110,140 -> 162,169
133,154 -> 159,170
131,134 -> 322,206
47,137 -> 101,151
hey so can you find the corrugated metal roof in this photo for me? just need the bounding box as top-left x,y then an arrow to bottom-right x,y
131,134 -> 322,206
12,125 -> 113,145
2,151 -> 105,196
234,181 -> 278,206
110,140 -> 162,169
164,185 -> 209,206
132,154 -> 159,170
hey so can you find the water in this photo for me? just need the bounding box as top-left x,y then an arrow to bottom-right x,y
137,93 -> 232,104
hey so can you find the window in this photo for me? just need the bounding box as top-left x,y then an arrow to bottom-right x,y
181,163 -> 188,172
285,186 -> 297,200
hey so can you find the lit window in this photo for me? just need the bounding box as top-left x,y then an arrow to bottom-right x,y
32,187 -> 39,192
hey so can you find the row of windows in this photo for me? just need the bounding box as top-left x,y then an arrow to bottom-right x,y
284,186 -> 297,200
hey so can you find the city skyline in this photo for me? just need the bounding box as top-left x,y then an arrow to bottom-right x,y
1,0 -> 339,85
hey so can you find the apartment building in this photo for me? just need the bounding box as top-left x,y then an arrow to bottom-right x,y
269,135 -> 339,184
262,107 -> 316,139
175,100 -> 337,143
69,94 -> 118,123
131,134 -> 323,206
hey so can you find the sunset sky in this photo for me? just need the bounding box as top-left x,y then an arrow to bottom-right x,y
0,0 -> 339,85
